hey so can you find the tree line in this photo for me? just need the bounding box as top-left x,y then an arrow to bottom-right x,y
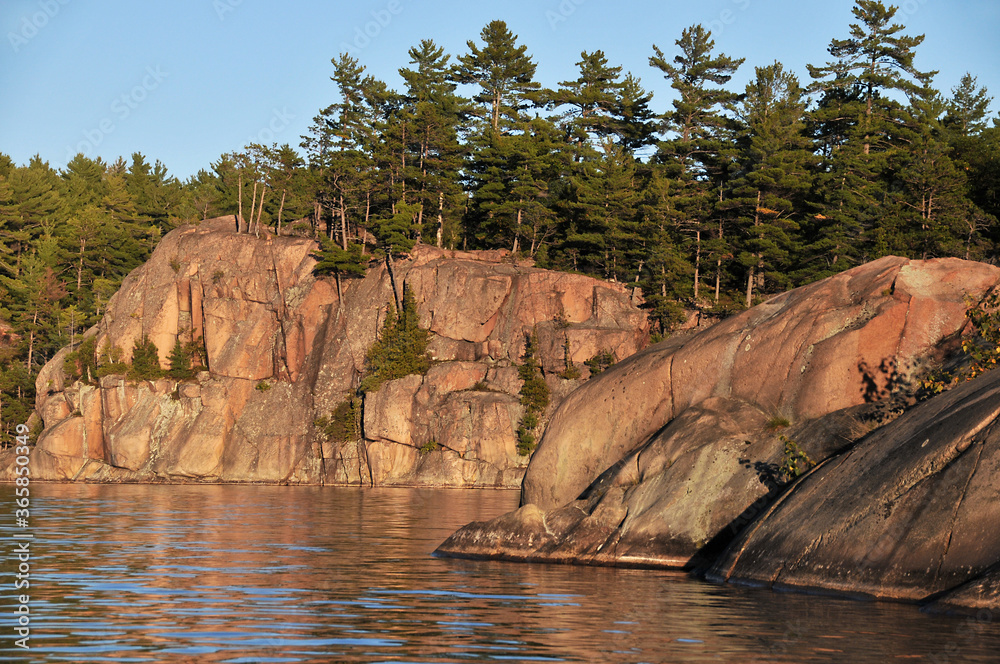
1,0 -> 998,444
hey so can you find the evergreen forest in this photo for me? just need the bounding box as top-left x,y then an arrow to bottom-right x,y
2,0 -> 999,444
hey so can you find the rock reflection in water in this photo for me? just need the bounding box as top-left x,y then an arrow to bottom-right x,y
1,484 -> 998,662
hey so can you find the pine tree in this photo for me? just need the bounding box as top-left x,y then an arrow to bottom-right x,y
649,24 -> 744,300
561,139 -> 641,281
0,353 -> 34,446
891,87 -> 975,259
614,74 -> 659,157
807,0 -> 936,155
128,335 -> 162,381
7,157 -> 63,259
2,256 -> 67,372
313,235 -> 368,301
726,62 -> 816,305
466,117 -> 564,256
167,338 -> 193,380
636,165 -> 693,332
62,154 -> 106,211
60,204 -> 105,296
263,144 -> 310,235
515,329 -> 549,456
550,50 -> 626,161
370,202 -> 420,311
302,54 -> 389,246
97,171 -> 153,282
182,168 -> 223,221
456,20 -> 541,133
398,39 -> 469,247
806,0 -> 936,264
360,285 -> 430,393
126,153 -> 183,233
945,73 -> 994,137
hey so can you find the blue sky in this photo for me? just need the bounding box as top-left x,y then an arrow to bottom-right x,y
2,0 -> 998,180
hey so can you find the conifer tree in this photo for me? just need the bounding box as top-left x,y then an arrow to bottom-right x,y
3,257 -> 67,371
456,20 -> 541,133
614,74 -> 659,157
128,335 -> 162,381
370,202 -> 420,311
360,284 -> 429,393
891,87 -> 974,259
726,62 -> 816,305
8,157 -> 63,255
807,0 -> 935,155
0,355 -> 33,446
945,73 -> 994,137
562,140 -> 641,281
636,165 -> 693,332
398,39 -> 468,247
126,154 -> 183,233
167,338 -> 193,380
649,24 -> 744,300
550,50 -> 626,161
302,54 -> 389,245
62,154 -> 106,210
806,0 -> 936,265
465,117 -> 564,256
313,235 -> 368,301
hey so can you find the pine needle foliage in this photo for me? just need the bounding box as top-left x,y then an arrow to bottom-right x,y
167,339 -> 193,379
315,397 -> 362,444
359,285 -> 430,393
63,336 -> 98,383
516,329 -> 550,455
127,336 -> 164,381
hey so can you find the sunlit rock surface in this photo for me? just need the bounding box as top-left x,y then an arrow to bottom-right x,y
437,257 -> 1000,609
15,216 -> 649,486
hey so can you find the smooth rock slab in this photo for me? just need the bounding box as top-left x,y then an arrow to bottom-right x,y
925,566 -> 1000,616
708,367 -> 1000,602
522,256 -> 999,511
439,256 -> 1000,575
436,398 -> 871,568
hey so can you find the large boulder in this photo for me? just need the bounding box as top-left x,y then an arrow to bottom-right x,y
522,256 -> 997,511
11,219 -> 649,486
707,366 -> 1000,603
437,257 -> 1000,572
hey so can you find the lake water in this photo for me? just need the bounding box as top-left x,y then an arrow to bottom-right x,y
1,484 -> 998,663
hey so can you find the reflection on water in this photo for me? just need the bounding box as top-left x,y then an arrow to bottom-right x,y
1,483 -> 998,662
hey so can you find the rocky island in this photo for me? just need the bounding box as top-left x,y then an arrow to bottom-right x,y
6,216 -> 1000,615
6,216 -> 647,487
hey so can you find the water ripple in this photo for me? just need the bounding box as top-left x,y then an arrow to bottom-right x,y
1,484 -> 998,663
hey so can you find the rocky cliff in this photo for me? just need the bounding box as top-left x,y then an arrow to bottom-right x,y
437,256 -> 1000,611
14,216 -> 649,486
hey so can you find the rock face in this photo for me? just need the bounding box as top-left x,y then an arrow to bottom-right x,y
707,366 -> 1000,602
521,256 -> 997,511
926,566 -> 1000,615
16,217 -> 648,486
437,257 -> 1000,589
